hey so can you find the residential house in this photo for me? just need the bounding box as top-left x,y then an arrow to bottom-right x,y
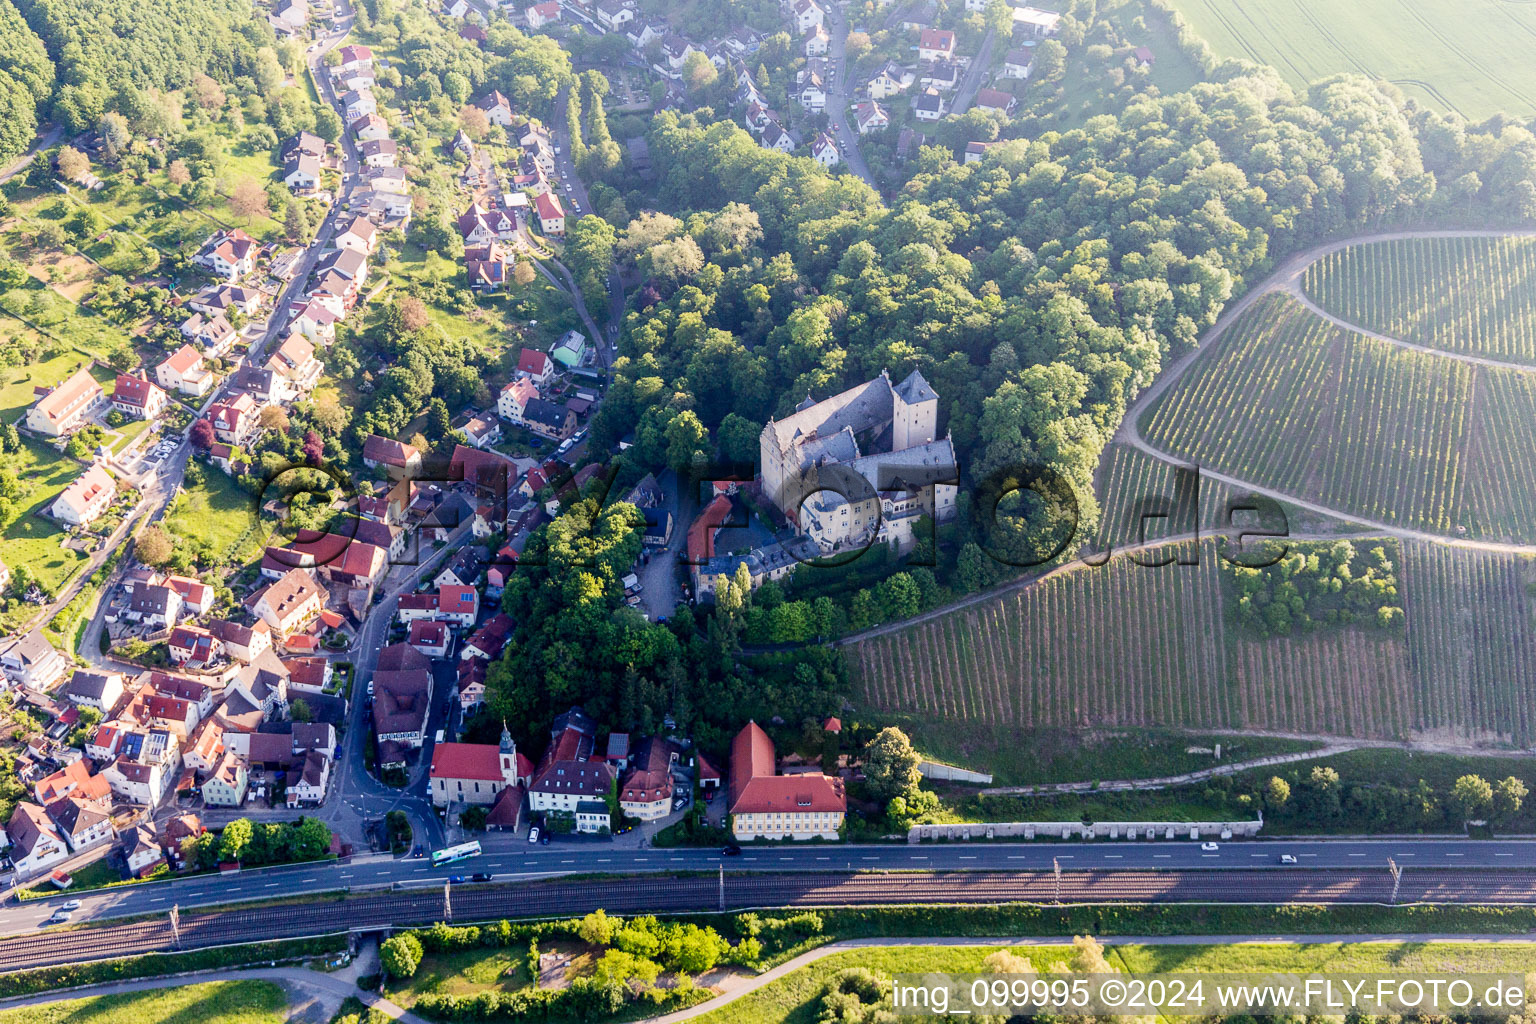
407,619 -> 450,658
618,736 -> 683,821
360,138 -> 398,168
521,397 -> 576,441
193,229 -> 258,281
461,612 -> 513,661
50,465 -> 116,527
265,335 -> 323,394
337,43 -> 373,71
525,0 -> 559,28
434,547 -> 484,590
855,100 -> 890,134
459,414 -> 502,448
964,140 -> 997,163
517,347 -> 555,385
103,758 -> 174,807
252,569 -> 328,637
342,89 -> 377,123
286,748 -> 331,807
283,152 -> 321,191
913,87 -> 946,121
351,113 -> 389,143
804,23 -> 829,56
202,750 -> 249,806
497,376 -> 540,424
974,87 -> 1017,116
207,393 -> 260,446
63,670 -> 125,713
46,795 -> 115,853
811,132 -> 840,168
1002,47 -> 1034,79
0,632 -> 67,691
918,28 -> 956,61
728,720 -> 845,840
26,366 -> 105,436
335,216 -> 379,255
180,312 -> 238,358
477,90 -> 515,126
288,299 -> 342,346
527,708 -> 615,831
6,803 -> 69,877
792,0 -> 824,33
595,0 -> 633,28
464,242 -> 511,292
798,72 -> 826,111
282,656 -> 333,694
457,202 -> 517,244
33,759 -> 110,806
110,373 -> 167,420
868,63 -> 914,99
534,192 -> 566,236
188,284 -> 262,318
429,725 -> 531,807
209,618 -> 273,663
121,822 -> 166,876
921,61 -> 961,91
156,345 -> 213,397
362,435 -> 422,475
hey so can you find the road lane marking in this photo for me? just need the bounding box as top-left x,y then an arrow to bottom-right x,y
1250,854 -> 1268,858
1104,855 -> 1122,859
1444,853 -> 1464,857
1348,853 -> 1365,857
816,856 -> 830,861
1201,854 -> 1218,858
265,883 -> 279,888
910,856 -> 928,860
1153,855 -> 1170,859
959,856 -> 977,860
1495,852 -> 1514,857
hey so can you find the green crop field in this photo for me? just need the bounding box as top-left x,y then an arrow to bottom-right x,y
1303,236 -> 1536,364
1140,292 -> 1536,542
846,538 -> 1536,749
1166,0 -> 1536,119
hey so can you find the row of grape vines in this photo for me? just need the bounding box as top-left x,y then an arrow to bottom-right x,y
1302,236 -> 1536,363
1142,293 -> 1536,541
1397,541 -> 1536,745
849,536 -> 1536,744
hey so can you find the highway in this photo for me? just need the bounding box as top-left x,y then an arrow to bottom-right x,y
4,838 -> 1536,936
4,864 -> 1536,974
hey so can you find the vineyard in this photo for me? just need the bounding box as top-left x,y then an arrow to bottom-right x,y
847,540 -> 1536,745
1139,293 -> 1536,542
1091,443 -> 1245,550
1302,236 -> 1536,364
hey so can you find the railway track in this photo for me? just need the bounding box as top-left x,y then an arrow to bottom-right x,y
3,869 -> 1535,975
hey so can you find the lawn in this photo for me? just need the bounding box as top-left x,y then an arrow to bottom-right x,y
0,980 -> 288,1024
18,856 -> 124,899
0,351 -> 112,419
694,942 -> 1536,1024
878,719 -> 1321,787
162,467 -> 265,568
1166,0 -> 1536,119
384,946 -> 531,1007
0,439 -> 90,616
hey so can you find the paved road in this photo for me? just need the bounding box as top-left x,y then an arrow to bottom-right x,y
950,28 -> 997,116
0,124 -> 61,185
822,3 -> 875,186
4,837 -> 1535,936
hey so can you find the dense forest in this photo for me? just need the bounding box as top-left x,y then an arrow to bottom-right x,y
0,0 -> 50,159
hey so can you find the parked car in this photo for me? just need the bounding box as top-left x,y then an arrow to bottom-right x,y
721,842 -> 741,857
528,826 -> 541,844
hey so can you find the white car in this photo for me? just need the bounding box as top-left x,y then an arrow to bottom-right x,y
1279,854 -> 1297,864
1200,842 -> 1219,852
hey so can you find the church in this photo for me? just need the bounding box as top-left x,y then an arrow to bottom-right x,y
428,724 -> 534,807
758,369 -> 958,555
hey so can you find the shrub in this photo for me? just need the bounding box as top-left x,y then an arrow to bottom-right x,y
381,933 -> 423,978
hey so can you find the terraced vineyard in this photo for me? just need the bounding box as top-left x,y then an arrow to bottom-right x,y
1140,293 -> 1536,542
847,541 -> 1536,744
1303,237 -> 1536,363
1092,443 -> 1266,551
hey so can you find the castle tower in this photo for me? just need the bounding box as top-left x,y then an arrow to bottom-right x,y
499,722 -> 518,783
891,369 -> 938,450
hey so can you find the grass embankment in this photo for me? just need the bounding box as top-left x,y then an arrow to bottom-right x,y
0,981 -> 288,1024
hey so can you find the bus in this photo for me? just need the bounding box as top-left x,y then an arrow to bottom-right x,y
430,841 -> 482,867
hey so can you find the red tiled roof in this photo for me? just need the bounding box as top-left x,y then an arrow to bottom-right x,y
687,495 -> 733,565
518,348 -> 551,375
728,721 -> 844,815
112,373 -> 161,410
438,586 -> 476,616
430,742 -> 530,782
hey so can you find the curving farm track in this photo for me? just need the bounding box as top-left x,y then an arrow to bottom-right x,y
5,869 -> 1536,975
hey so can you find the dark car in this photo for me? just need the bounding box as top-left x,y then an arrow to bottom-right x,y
410,848 -> 425,858
722,842 -> 741,856
471,872 -> 493,881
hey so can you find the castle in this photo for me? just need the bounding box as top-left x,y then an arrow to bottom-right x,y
759,370 -> 957,554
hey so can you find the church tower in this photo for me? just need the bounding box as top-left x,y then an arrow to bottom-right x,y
499,722 -> 519,784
